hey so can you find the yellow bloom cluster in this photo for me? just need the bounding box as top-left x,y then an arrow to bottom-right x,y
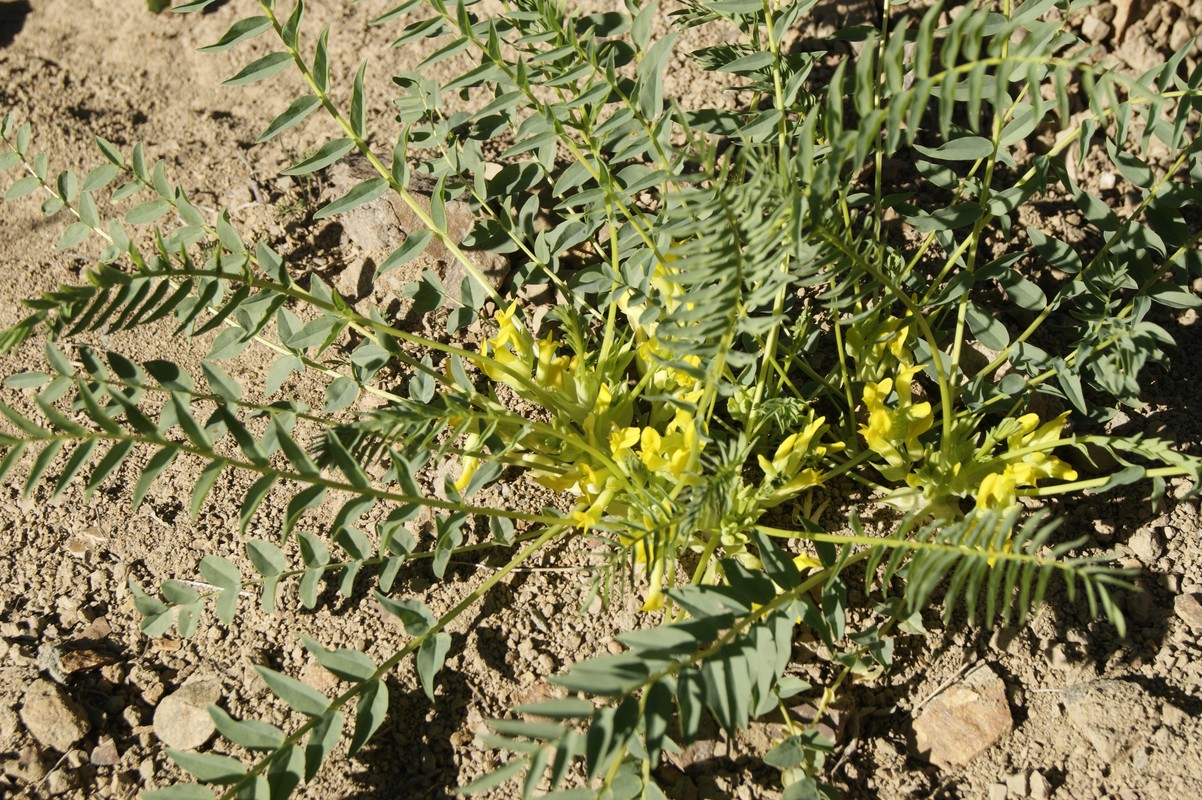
976,413 -> 1077,509
859,363 -> 933,482
758,415 -> 843,507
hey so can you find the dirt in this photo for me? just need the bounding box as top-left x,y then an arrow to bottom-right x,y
0,0 -> 1201,799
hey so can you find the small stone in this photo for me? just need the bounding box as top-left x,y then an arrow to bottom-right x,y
1029,770 -> 1050,799
1169,19 -> 1192,51
1047,643 -> 1072,671
4,745 -> 46,782
1006,770 -> 1029,796
44,768 -> 74,795
0,705 -> 17,749
90,736 -> 120,766
1097,172 -> 1117,191
152,674 -> 222,751
1081,14 -> 1111,42
19,680 -> 91,752
138,757 -> 156,783
1127,529 -> 1163,563
988,783 -> 1008,800
1174,594 -> 1202,631
911,664 -> 1013,769
1064,680 -> 1146,761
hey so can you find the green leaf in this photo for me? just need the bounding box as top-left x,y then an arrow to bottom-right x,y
56,221 -> 91,250
82,163 -> 120,192
324,376 -> 360,413
312,27 -> 330,93
677,666 -> 704,743
171,0 -> 219,11
4,371 -> 50,389
166,750 -> 245,783
240,475 -> 278,534
348,678 -> 388,756
375,591 -> 435,635
302,636 -> 377,682
350,62 -> 368,139
913,136 -> 994,161
281,138 -> 355,176
313,177 -> 388,220
644,681 -> 671,765
266,354 -> 304,397
281,0 -> 305,48
512,698 -> 595,719
254,665 -> 329,716
201,362 -> 243,401
246,538 -> 285,577
257,96 -> 322,143
209,706 -> 286,751
84,440 -> 134,497
199,553 -> 240,622
132,446 -> 179,510
304,710 -> 344,782
224,52 -> 293,86
199,16 -> 272,52
53,439 -> 98,498
5,175 -> 40,199
125,199 -> 171,225
378,230 -> 433,274
416,631 -> 451,700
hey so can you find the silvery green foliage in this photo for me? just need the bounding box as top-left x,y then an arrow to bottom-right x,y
1,0 -> 1200,796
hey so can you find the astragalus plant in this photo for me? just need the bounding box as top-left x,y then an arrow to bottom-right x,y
2,0 -> 1201,796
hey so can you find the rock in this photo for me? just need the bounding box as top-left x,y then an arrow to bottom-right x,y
1029,770 -> 1051,799
1081,14 -> 1111,42
0,705 -> 17,749
1127,529 -> 1163,563
90,735 -> 120,766
911,664 -> 1013,769
44,767 -> 74,795
988,784 -> 1008,800
325,158 -> 509,306
152,674 -> 222,751
1169,19 -> 1192,51
1174,594 -> 1202,632
1063,680 -> 1148,761
1006,771 -> 1029,796
3,745 -> 46,782
19,680 -> 91,752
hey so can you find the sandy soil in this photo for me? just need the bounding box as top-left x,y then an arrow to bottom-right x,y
0,0 -> 1201,798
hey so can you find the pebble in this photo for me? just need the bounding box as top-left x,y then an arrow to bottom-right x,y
911,664 -> 1013,768
1030,770 -> 1050,799
1006,770 -> 1029,796
0,705 -> 17,749
90,736 -> 120,766
152,673 -> 222,751
1081,14 -> 1111,42
988,783 -> 1007,800
20,680 -> 91,752
45,768 -> 74,795
1174,594 -> 1202,632
1127,529 -> 1164,563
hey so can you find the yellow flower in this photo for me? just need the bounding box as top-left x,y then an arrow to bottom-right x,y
975,412 -> 1077,510
609,426 -> 640,459
860,364 -> 932,480
481,303 -> 533,386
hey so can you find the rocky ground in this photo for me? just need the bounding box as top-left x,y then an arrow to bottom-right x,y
0,0 -> 1201,798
